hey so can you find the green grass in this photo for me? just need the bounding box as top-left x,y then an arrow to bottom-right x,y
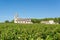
0,23 -> 60,40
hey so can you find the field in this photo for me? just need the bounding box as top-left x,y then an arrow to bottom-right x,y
0,23 -> 60,40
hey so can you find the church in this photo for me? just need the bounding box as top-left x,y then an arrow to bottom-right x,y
14,14 -> 32,24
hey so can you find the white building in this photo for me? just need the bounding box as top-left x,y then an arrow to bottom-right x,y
41,20 -> 55,24
14,14 -> 32,24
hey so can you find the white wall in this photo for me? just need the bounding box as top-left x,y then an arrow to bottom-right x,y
49,20 -> 55,24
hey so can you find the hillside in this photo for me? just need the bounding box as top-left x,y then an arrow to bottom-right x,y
0,23 -> 60,40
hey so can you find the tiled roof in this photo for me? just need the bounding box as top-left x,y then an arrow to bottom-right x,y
16,18 -> 31,21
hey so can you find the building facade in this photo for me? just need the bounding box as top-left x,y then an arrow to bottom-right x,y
41,20 -> 55,24
14,14 -> 32,24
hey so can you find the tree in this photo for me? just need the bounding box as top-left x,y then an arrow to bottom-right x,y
58,18 -> 60,24
10,20 -> 14,23
54,18 -> 59,22
5,20 -> 9,23
31,19 -> 41,23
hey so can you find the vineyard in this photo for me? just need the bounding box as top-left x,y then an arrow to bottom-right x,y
0,23 -> 60,40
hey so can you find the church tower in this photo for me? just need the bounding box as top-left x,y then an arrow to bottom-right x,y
14,13 -> 19,19
14,13 -> 19,23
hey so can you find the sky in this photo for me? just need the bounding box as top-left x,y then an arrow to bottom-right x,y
0,0 -> 60,22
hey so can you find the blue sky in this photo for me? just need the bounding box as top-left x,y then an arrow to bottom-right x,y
0,0 -> 60,22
